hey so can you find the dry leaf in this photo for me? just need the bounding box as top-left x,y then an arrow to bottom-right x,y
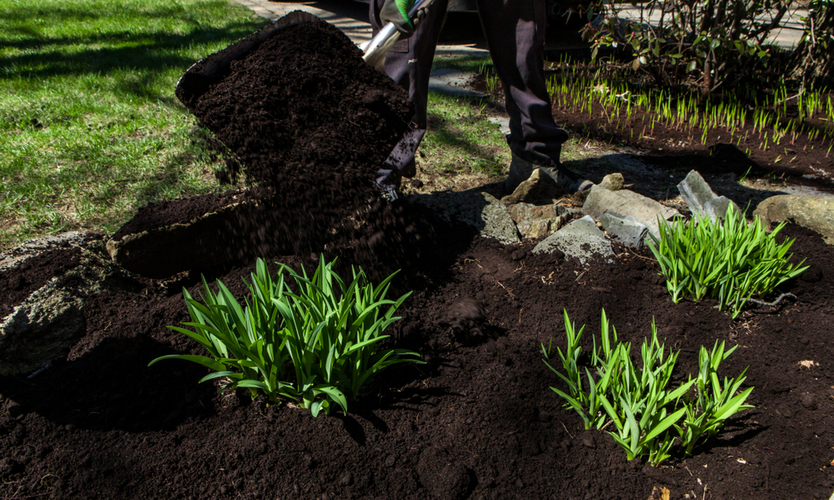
649,485 -> 671,500
798,360 -> 818,369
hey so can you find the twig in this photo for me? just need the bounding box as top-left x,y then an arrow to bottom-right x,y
731,293 -> 797,308
559,420 -> 575,439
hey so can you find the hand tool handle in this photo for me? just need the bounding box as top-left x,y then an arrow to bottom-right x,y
361,0 -> 434,68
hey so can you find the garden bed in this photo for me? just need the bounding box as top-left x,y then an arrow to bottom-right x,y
0,218 -> 832,499
1,13 -> 833,500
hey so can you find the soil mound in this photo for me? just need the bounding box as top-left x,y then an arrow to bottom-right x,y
181,16 -> 411,204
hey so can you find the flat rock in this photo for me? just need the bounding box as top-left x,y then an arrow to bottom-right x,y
598,212 -> 649,248
106,197 -> 293,279
582,185 -> 679,238
417,190 -> 520,244
0,231 -> 100,272
754,195 -> 834,244
532,215 -> 615,264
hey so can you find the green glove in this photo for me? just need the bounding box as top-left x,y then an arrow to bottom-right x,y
380,0 -> 428,38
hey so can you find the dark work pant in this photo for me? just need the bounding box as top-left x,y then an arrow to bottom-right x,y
370,0 -> 569,188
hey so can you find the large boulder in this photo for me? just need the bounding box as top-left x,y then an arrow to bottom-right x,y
416,190 -> 520,244
754,195 -> 834,244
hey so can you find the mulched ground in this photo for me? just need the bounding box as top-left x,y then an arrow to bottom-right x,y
1,15 -> 834,500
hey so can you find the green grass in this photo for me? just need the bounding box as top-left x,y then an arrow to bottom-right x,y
419,92 -> 510,177
0,0 -> 265,250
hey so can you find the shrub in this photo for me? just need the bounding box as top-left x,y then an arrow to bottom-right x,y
149,257 -> 422,417
543,309 -> 754,467
646,205 -> 807,318
582,0 -> 798,93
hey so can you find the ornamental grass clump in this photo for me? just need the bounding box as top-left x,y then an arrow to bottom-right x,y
542,309 -> 754,467
646,205 -> 808,318
149,257 -> 422,417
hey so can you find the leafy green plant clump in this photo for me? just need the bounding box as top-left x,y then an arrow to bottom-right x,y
646,205 -> 808,318
543,310 -> 754,467
150,257 -> 423,417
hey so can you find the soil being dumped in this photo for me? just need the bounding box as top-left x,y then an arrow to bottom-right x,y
1,15 -> 834,500
117,16 -> 416,269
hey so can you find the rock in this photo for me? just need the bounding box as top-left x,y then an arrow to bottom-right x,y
532,215 -> 616,264
501,168 -> 567,205
416,190 -> 520,244
677,170 -> 739,222
598,212 -> 649,248
1,241 -> 140,376
597,172 -> 625,191
753,194 -> 834,244
506,203 -> 575,239
582,186 -> 680,239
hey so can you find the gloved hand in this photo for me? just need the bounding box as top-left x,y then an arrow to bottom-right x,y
380,0 -> 430,38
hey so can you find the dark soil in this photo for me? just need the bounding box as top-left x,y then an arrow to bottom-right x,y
2,18 -> 834,500
0,247 -> 81,317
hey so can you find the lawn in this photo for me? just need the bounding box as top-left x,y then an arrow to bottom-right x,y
0,0 -> 265,250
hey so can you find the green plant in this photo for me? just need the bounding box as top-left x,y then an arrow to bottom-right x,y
149,257 -> 423,417
646,204 -> 808,317
677,340 -> 755,455
582,0 -> 796,93
543,309 -> 753,467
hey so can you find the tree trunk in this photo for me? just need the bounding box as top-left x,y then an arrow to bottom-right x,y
790,3 -> 833,89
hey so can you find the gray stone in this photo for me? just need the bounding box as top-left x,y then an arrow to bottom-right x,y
501,168 -> 567,205
533,215 -> 616,264
582,185 -> 679,238
754,195 -> 834,244
597,173 -> 625,191
416,190 -> 520,244
677,170 -> 739,222
598,212 -> 649,248
507,203 -> 575,240
0,246 -> 140,376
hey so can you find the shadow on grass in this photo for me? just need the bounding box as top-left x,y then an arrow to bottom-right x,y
425,106 -> 507,177
1,5 -> 266,91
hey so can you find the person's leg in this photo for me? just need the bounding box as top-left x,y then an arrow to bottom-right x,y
369,0 -> 449,192
475,0 -> 591,192
474,0 -> 567,166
